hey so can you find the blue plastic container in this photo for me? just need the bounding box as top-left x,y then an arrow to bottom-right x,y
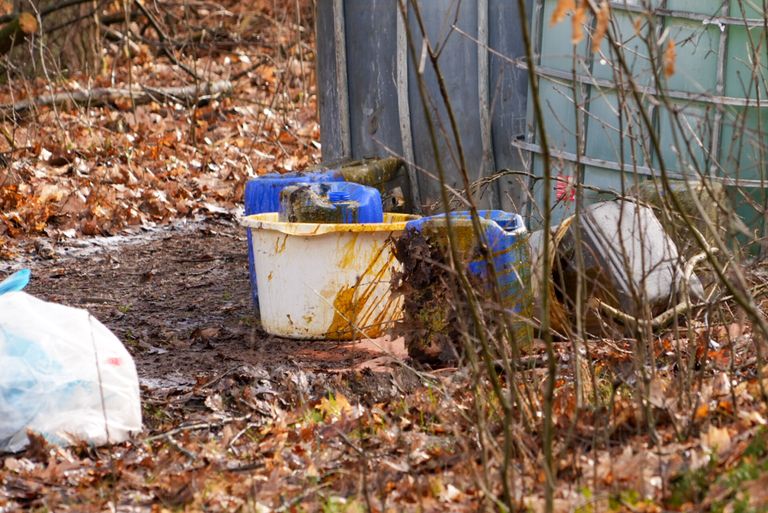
244,171 -> 344,307
278,182 -> 384,224
244,171 -> 344,215
404,210 -> 532,343
244,173 -> 387,307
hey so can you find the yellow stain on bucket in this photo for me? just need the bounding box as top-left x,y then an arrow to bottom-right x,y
325,239 -> 398,339
326,286 -> 357,338
338,233 -> 360,270
273,234 -> 289,254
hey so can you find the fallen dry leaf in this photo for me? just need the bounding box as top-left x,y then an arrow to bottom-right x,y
551,0 -> 576,26
702,425 -> 732,457
592,1 -> 610,52
571,1 -> 587,44
664,38 -> 677,77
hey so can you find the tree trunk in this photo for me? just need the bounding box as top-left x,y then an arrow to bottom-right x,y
23,0 -> 101,76
0,13 -> 37,56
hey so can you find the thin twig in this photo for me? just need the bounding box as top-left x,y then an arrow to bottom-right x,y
597,249 -> 720,330
132,0 -> 200,80
0,80 -> 231,117
144,414 -> 250,443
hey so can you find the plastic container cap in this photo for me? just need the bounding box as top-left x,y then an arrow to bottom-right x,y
328,190 -> 351,203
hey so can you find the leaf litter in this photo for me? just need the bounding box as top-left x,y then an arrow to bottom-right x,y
0,0 -> 320,258
2,0 -> 768,511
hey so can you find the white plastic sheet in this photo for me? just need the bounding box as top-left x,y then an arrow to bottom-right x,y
0,288 -> 142,452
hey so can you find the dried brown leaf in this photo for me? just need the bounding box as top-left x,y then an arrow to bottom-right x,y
18,12 -> 37,34
24,431 -> 50,461
155,473 -> 200,508
550,0 -> 575,26
591,1 -> 610,52
571,2 -> 587,45
633,17 -> 643,35
702,425 -> 731,457
664,38 -> 676,78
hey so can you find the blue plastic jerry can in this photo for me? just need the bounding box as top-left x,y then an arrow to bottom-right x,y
403,211 -> 533,344
277,182 -> 384,224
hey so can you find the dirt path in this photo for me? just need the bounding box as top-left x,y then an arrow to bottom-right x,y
14,217 -> 415,401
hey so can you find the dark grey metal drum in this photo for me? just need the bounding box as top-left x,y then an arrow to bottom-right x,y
315,0 -> 532,213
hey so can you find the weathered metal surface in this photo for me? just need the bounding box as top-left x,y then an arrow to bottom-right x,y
343,2 -> 403,163
316,0 -> 532,213
316,0 -> 350,161
521,0 -> 768,238
489,0 -> 531,212
406,0 -> 489,210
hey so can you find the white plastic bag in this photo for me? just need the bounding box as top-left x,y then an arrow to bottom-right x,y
0,271 -> 142,452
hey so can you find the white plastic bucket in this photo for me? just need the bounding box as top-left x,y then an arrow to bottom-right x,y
241,213 -> 417,340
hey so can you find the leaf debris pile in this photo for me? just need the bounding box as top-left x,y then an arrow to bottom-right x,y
4,318 -> 768,511
0,0 -> 320,258
2,0 -> 768,511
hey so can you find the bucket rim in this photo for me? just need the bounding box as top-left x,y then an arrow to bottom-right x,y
240,212 -> 420,235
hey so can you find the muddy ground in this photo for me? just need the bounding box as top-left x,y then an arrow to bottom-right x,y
8,215 -> 420,409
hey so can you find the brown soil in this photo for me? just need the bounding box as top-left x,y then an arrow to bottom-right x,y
16,216 -> 418,404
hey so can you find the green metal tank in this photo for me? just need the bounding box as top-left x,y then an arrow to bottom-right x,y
520,0 -> 768,247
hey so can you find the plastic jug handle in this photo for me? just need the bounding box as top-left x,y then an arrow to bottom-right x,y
0,269 -> 31,295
